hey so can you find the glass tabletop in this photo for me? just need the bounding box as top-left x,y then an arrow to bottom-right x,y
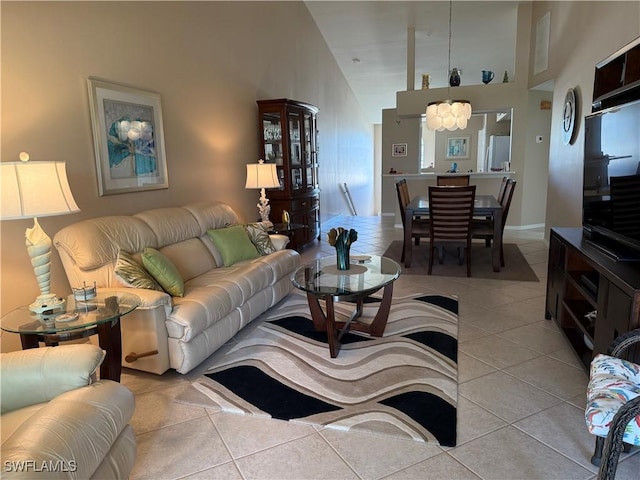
0,292 -> 140,335
269,223 -> 304,233
292,255 -> 401,300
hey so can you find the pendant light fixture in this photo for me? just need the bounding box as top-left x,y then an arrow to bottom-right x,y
426,0 -> 472,131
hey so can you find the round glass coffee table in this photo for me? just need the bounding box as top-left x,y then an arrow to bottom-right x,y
291,255 -> 401,357
1,292 -> 140,382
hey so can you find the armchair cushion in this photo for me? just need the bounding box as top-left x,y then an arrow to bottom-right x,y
1,380 -> 135,480
585,353 -> 640,445
0,345 -> 105,414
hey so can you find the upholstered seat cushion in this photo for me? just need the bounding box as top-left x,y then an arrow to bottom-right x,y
585,354 -> 640,445
166,249 -> 299,341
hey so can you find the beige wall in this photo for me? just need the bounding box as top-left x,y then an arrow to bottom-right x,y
0,1 -> 374,330
529,2 -> 640,237
520,89 -> 552,226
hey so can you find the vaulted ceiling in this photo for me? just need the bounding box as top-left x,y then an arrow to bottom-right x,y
305,1 -> 520,124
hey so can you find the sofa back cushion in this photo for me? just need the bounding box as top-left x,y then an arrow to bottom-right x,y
54,201 -> 243,289
158,238 -> 218,281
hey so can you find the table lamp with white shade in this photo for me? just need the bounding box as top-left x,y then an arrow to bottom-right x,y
245,159 -> 280,228
1,153 -> 80,312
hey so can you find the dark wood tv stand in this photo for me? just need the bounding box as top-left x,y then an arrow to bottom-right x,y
545,227 -> 640,371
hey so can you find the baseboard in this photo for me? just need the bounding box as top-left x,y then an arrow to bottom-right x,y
505,223 -> 545,231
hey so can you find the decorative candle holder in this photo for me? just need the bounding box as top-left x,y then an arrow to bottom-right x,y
73,281 -> 97,302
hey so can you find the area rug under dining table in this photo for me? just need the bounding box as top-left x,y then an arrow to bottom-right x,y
178,291 -> 459,446
383,240 -> 539,282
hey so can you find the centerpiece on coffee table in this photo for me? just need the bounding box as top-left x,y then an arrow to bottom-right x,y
327,227 -> 358,270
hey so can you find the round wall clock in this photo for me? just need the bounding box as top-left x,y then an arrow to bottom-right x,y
562,88 -> 577,145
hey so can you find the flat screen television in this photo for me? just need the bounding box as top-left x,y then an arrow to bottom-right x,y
583,98 -> 640,261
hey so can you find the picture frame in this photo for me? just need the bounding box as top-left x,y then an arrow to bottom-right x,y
392,143 -> 407,157
87,77 -> 168,196
446,136 -> 470,159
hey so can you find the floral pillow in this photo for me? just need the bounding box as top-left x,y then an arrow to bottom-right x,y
114,249 -> 163,291
245,223 -> 276,255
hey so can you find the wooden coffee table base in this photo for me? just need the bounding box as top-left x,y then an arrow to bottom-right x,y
306,282 -> 394,358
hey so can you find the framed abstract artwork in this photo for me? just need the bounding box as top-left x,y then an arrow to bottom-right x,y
87,77 -> 168,195
392,143 -> 407,157
446,136 -> 470,159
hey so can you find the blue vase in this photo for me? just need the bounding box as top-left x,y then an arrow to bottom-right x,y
449,68 -> 461,87
335,243 -> 351,270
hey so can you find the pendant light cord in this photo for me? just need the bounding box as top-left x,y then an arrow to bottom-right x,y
447,0 -> 452,99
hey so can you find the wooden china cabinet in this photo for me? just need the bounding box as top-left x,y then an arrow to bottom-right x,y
257,99 -> 320,250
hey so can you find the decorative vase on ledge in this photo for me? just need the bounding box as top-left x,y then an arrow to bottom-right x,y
327,227 -> 358,271
449,68 -> 461,87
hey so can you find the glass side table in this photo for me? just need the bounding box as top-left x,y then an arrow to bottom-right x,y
1,292 -> 140,382
269,222 -> 305,251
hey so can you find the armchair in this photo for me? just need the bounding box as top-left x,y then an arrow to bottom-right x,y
585,329 -> 640,480
1,345 -> 137,479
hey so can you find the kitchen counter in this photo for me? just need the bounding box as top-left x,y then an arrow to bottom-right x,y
382,171 -> 514,179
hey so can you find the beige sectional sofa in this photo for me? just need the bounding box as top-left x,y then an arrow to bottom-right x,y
53,201 -> 300,375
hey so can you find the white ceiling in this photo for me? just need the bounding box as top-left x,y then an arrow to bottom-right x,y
305,1 -> 520,124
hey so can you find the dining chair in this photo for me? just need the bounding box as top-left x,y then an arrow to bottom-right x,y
585,328 -> 640,480
436,175 -> 470,186
496,176 -> 509,205
427,185 -> 476,277
396,179 -> 430,263
472,179 -> 516,267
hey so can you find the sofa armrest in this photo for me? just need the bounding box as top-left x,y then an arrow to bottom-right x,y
269,234 -> 290,251
99,286 -> 173,315
0,345 -> 105,414
1,380 -> 135,480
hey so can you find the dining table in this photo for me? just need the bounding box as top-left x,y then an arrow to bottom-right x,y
403,194 -> 503,272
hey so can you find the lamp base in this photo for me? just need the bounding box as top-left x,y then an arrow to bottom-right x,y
29,293 -> 66,314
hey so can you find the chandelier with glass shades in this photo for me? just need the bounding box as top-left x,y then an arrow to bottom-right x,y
425,0 -> 472,131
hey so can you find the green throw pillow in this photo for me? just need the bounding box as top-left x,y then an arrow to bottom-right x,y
207,225 -> 260,266
141,247 -> 184,297
245,223 -> 276,255
114,249 -> 163,292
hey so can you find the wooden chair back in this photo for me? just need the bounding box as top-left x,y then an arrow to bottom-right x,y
428,185 -> 476,276
436,175 -> 470,186
497,176 -> 509,205
428,185 -> 476,243
500,179 -> 516,231
395,179 -> 410,227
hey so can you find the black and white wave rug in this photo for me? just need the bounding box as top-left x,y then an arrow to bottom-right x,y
185,292 -> 458,446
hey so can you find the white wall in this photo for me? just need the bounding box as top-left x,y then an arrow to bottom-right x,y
0,1 -> 374,332
529,2 -> 640,236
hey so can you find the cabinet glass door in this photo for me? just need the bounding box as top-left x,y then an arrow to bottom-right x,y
303,113 -> 312,166
289,112 -> 301,166
262,113 -> 283,166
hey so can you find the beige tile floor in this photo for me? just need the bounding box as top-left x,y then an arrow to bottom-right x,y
123,216 -> 640,480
